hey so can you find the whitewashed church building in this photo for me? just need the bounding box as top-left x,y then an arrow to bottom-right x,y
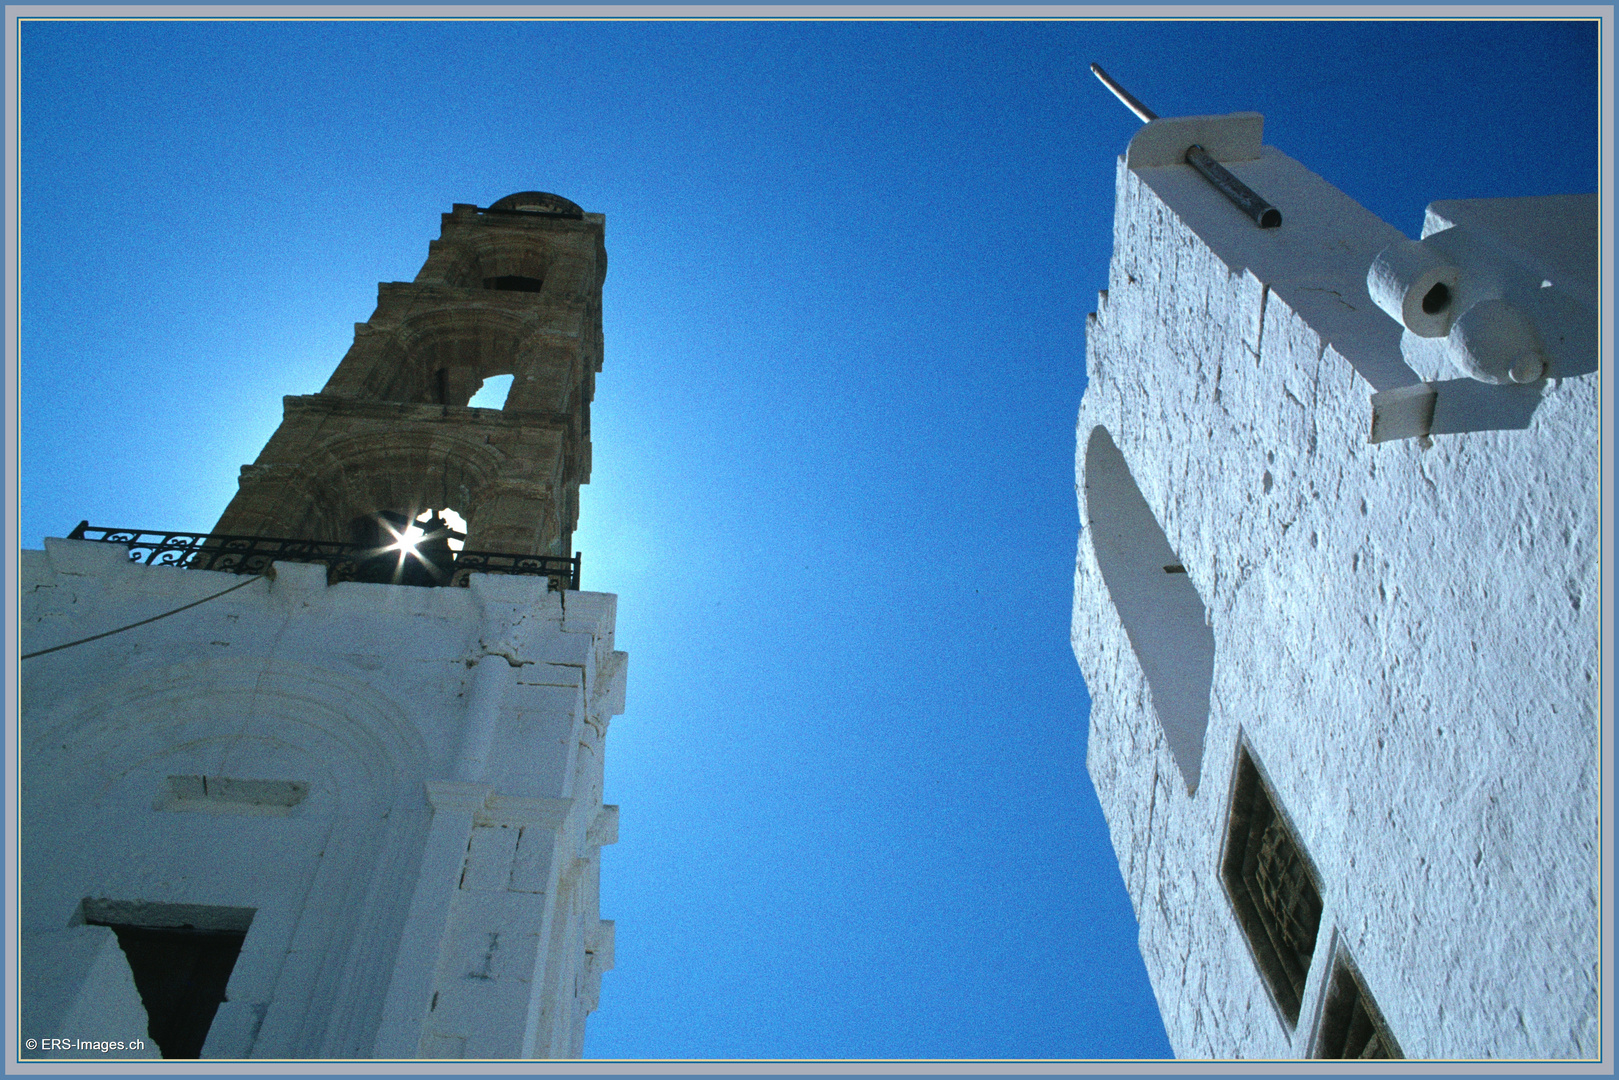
1072,109 -> 1601,1058
19,192 -> 625,1059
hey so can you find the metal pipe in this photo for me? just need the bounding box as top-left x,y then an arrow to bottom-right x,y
1185,145 -> 1283,228
1090,63 -> 1157,123
1090,62 -> 1283,230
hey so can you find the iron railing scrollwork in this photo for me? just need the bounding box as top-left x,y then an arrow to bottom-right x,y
65,522 -> 581,591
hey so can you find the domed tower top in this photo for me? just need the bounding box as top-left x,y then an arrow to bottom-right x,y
486,191 -> 585,217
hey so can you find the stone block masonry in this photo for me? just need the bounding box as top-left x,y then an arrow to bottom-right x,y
214,192 -> 607,560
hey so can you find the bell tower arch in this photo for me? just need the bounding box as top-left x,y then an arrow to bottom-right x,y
24,190 -> 626,1060
212,192 -> 607,562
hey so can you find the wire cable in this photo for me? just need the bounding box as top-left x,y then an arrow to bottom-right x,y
21,572 -> 272,660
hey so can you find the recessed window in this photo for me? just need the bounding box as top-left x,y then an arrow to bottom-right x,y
1220,744 -> 1323,1029
160,775 -> 307,815
1312,948 -> 1402,1058
482,275 -> 544,293
1083,425 -> 1215,792
349,510 -> 460,586
79,900 -> 254,1059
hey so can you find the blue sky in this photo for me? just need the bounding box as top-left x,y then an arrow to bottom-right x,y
14,16 -> 1601,1060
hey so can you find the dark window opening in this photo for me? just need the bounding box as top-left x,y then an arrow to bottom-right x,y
432,365 -> 483,408
97,923 -> 246,1058
349,510 -> 460,586
482,275 -> 544,293
1221,744 -> 1324,1028
1313,950 -> 1402,1058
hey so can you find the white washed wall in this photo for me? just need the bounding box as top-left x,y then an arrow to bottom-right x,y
20,539 -> 625,1059
1072,117 -> 1600,1059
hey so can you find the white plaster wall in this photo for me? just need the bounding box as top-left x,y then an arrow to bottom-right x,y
1073,138 -> 1600,1059
20,925 -> 161,1058
20,540 -> 626,1059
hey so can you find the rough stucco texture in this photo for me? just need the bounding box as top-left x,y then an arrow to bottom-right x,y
1072,150 -> 1599,1059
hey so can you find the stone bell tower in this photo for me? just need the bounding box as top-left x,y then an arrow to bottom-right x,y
20,192 -> 625,1060
213,191 -> 606,560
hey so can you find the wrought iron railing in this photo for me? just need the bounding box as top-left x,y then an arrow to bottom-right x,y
65,522 -> 581,591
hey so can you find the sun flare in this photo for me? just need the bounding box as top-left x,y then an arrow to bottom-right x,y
386,522 -> 425,554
